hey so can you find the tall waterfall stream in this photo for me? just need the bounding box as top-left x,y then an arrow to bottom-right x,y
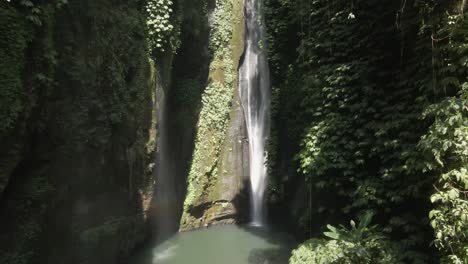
154,85 -> 183,241
239,0 -> 271,226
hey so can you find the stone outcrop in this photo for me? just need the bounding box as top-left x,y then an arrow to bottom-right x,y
179,0 -> 249,231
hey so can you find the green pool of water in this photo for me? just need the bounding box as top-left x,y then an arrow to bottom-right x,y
130,225 -> 296,264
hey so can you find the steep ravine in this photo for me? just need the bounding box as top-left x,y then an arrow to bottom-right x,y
0,0 -> 252,263
0,1 -> 156,263
2,1 -> 466,263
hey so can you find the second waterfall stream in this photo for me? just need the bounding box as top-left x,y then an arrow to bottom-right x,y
239,0 -> 271,226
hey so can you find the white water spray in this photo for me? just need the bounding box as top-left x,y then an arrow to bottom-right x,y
239,0 -> 271,226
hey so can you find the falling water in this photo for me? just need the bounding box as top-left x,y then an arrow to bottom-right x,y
154,89 -> 179,241
239,0 -> 271,226
153,74 -> 187,242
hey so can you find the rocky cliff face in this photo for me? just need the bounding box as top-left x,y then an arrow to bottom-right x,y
150,0 -> 214,239
0,0 -> 250,262
179,0 -> 248,231
0,1 -> 156,263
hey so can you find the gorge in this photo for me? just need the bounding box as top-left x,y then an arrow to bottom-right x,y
0,0 -> 467,264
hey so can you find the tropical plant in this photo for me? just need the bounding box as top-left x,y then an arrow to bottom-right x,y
290,212 -> 404,264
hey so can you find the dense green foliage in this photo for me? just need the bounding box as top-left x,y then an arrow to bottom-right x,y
146,0 -> 180,55
0,0 -> 154,263
0,5 -> 28,135
290,212 -> 403,264
1,0 -> 466,262
422,9 -> 468,263
51,1 -> 152,147
0,2 -> 58,262
264,0 -> 467,263
0,0 -> 58,136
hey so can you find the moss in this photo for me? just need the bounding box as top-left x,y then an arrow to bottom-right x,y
0,165 -> 55,264
1,1 -> 154,263
0,4 -> 58,263
180,0 -> 244,229
0,1 -> 61,139
0,4 -> 31,136
52,1 -> 152,148
146,59 -> 158,156
213,0 -> 245,200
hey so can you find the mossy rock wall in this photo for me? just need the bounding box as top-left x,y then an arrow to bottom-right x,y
0,1 -> 158,263
1,0 -> 248,262
179,0 -> 247,231
149,0 -> 215,238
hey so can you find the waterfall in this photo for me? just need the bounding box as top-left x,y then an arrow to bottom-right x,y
154,89 -> 178,241
153,73 -> 185,242
239,0 -> 271,226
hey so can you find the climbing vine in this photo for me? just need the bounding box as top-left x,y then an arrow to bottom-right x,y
0,1 -> 153,262
146,0 -> 180,55
0,0 -> 66,136
264,0 -> 467,263
422,6 -> 468,263
0,3 -> 30,136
